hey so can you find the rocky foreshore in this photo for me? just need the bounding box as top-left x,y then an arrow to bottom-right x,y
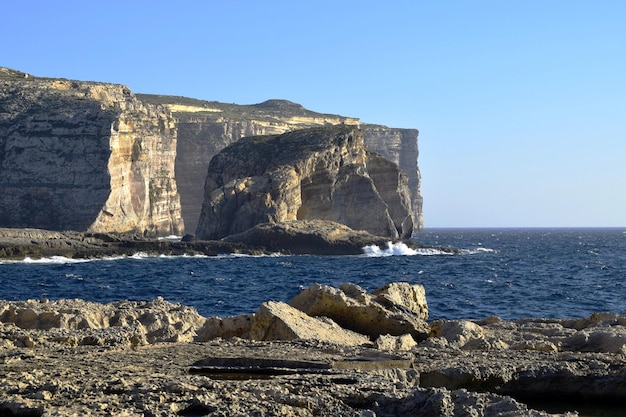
2,282 -> 626,416
0,222 -> 448,260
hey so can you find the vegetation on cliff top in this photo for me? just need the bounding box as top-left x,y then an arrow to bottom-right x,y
137,93 -> 358,123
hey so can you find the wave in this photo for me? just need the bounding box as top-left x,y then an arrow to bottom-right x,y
362,242 -> 497,257
2,252 -> 156,265
459,247 -> 497,255
363,242 -> 453,257
157,235 -> 183,241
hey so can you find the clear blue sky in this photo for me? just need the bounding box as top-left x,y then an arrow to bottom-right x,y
3,1 -> 625,227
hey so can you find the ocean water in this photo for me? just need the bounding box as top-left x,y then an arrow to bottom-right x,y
1,228 -> 625,320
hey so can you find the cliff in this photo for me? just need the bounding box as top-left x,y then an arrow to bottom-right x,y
138,95 -> 423,234
195,125 -> 414,240
0,68 -> 184,236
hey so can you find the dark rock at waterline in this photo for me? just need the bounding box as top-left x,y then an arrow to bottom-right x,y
0,225 -> 432,260
222,220 -> 395,255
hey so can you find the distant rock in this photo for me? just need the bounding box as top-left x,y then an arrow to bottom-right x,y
196,125 -> 414,240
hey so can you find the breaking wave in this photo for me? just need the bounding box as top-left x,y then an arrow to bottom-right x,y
362,242 -> 453,257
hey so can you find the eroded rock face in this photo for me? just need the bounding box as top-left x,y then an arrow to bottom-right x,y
139,95 -> 423,234
195,125 -> 414,240
0,69 -> 183,236
0,297 -> 205,346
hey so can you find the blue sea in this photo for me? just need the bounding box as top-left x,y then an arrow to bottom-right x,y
1,228 -> 625,320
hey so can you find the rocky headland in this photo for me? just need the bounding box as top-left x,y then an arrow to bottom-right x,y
196,126 -> 414,241
1,67 -> 422,238
3,282 -> 626,416
137,95 -> 423,234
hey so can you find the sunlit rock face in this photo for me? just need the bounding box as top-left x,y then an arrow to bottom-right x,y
0,68 -> 183,236
139,96 -> 423,233
195,125 -> 414,240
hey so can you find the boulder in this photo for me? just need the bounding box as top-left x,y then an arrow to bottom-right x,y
250,301 -> 370,346
196,314 -> 255,341
374,334 -> 417,351
195,125 -> 414,240
289,282 -> 429,341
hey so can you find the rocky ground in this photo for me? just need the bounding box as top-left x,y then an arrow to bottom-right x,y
2,283 -> 626,416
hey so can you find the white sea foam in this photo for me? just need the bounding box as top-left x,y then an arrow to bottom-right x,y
157,235 -> 183,241
21,256 -> 93,264
363,242 -> 453,257
459,247 -> 497,255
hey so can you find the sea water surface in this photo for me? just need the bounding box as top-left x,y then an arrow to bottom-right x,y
1,228 -> 625,320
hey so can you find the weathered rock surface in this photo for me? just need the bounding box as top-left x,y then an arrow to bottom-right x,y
196,125 -> 414,240
6,284 -> 626,415
0,68 -> 183,236
138,95 -> 423,234
290,282 -> 430,341
0,227 -> 264,259
250,301 -> 370,346
223,219 -> 393,255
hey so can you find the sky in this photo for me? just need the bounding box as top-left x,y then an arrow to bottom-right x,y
3,1 -> 625,227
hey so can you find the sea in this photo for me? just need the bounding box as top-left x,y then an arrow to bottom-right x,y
1,228 -> 625,321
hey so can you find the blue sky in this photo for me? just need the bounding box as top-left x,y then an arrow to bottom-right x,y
3,1 -> 625,227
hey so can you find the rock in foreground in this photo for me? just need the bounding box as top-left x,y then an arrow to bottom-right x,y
5,283 -> 626,415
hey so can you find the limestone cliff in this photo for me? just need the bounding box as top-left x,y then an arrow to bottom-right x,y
195,125 -> 414,240
0,68 -> 183,236
139,95 -> 423,233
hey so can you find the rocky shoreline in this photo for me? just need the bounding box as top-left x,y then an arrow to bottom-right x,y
2,282 -> 626,416
0,222 -> 445,260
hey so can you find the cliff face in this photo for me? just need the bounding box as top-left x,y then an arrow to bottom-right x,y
139,96 -> 423,234
0,69 -> 183,236
195,126 -> 414,240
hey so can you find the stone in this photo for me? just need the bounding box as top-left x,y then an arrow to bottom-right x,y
196,314 -> 255,341
429,320 -> 485,349
0,297 -> 206,346
249,301 -> 370,346
195,125 -> 414,240
374,334 -> 417,351
289,282 -> 430,341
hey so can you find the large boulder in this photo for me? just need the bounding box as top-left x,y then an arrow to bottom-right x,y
290,282 -> 429,341
250,301 -> 370,346
195,125 -> 414,240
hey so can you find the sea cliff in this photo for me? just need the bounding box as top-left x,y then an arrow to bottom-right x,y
1,67 -> 422,243
138,95 -> 423,234
196,126 -> 414,240
0,68 -> 183,237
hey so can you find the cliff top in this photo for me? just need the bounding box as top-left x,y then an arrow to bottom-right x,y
0,67 -> 32,80
137,93 -> 360,124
